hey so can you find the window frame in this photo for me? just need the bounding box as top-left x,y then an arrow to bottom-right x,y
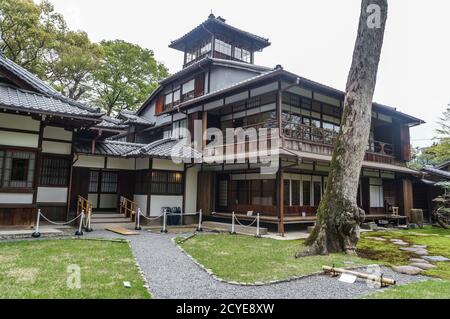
39,155 -> 71,187
0,148 -> 36,191
151,170 -> 184,196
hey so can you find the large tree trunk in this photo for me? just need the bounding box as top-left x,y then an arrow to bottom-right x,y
303,0 -> 388,255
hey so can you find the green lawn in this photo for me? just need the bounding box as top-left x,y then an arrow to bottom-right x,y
359,227 -> 450,299
0,239 -> 150,299
178,234 -> 374,284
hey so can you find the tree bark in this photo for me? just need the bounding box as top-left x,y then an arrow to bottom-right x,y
303,0 -> 388,255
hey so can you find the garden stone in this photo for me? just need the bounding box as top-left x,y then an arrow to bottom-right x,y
391,240 -> 408,246
409,263 -> 437,270
361,223 -> 378,231
400,247 -> 429,256
412,245 -> 427,249
392,265 -> 423,275
408,224 -> 419,229
422,256 -> 450,262
409,258 -> 430,264
366,236 -> 386,241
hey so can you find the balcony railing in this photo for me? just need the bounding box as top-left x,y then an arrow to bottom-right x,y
282,120 -> 395,160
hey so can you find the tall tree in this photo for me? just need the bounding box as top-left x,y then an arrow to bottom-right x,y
46,31 -> 103,100
93,40 -> 169,115
303,0 -> 388,255
0,0 -> 65,77
424,104 -> 450,164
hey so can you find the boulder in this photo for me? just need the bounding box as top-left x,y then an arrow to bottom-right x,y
409,263 -> 437,270
392,265 -> 423,275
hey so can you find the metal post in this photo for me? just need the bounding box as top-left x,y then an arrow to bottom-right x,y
75,211 -> 84,236
255,213 -> 262,238
135,208 -> 142,231
32,209 -> 41,238
230,211 -> 236,235
196,209 -> 203,232
161,209 -> 168,233
85,207 -> 93,232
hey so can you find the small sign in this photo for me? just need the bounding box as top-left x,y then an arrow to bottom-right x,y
123,281 -> 132,288
338,273 -> 357,284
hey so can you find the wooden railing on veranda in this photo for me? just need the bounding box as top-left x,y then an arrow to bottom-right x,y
120,196 -> 137,222
77,195 -> 93,223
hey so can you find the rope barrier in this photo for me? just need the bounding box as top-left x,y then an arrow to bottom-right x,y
230,212 -> 262,238
39,211 -> 83,226
32,209 -> 85,238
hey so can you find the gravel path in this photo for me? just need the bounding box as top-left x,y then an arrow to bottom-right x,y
86,230 -> 429,299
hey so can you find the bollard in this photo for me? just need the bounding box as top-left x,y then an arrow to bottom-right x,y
85,207 -> 93,232
32,209 -> 41,238
230,211 -> 237,235
161,209 -> 168,233
75,211 -> 84,236
135,208 -> 142,231
255,213 -> 262,238
196,209 -> 203,232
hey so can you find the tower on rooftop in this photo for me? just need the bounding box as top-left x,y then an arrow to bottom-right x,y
169,14 -> 271,68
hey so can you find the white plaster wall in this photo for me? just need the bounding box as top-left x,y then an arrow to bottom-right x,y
0,131 -> 39,148
152,159 -> 184,171
150,195 -> 183,216
133,195 -> 148,215
99,194 -> 117,209
42,141 -> 71,155
107,157 -> 135,170
0,113 -> 40,131
74,155 -> 105,168
185,165 -> 199,214
250,82 -> 278,97
0,193 -> 33,204
36,187 -> 68,203
43,126 -> 73,141
135,158 -> 149,170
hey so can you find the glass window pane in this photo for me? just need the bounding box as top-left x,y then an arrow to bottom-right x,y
303,181 -> 311,206
314,181 -> 322,206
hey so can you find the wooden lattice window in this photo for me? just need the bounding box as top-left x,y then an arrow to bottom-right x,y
0,149 -> 35,189
101,171 -> 118,193
40,156 -> 70,186
151,170 -> 183,195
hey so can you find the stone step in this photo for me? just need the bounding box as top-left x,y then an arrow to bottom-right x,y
91,218 -> 132,224
92,214 -> 126,219
202,221 -> 268,236
90,223 -> 136,230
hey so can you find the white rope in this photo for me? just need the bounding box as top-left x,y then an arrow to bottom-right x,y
138,211 -> 164,221
234,215 -> 258,228
39,212 -> 83,226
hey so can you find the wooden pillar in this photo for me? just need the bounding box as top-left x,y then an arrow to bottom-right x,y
277,161 -> 285,236
402,179 -> 413,220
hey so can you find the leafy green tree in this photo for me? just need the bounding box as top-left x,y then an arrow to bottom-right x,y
0,0 -> 65,77
425,104 -> 450,164
93,40 -> 169,115
46,31 -> 103,100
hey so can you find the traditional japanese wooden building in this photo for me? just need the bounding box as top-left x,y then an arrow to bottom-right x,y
0,15 -> 426,234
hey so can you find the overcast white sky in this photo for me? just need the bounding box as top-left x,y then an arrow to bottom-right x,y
46,0 -> 449,148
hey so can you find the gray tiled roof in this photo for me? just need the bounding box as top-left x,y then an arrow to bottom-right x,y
94,115 -> 128,130
74,139 -> 143,157
169,15 -> 270,51
423,166 -> 450,180
127,138 -> 203,160
0,53 -> 102,118
119,109 -> 154,125
0,83 -> 102,119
